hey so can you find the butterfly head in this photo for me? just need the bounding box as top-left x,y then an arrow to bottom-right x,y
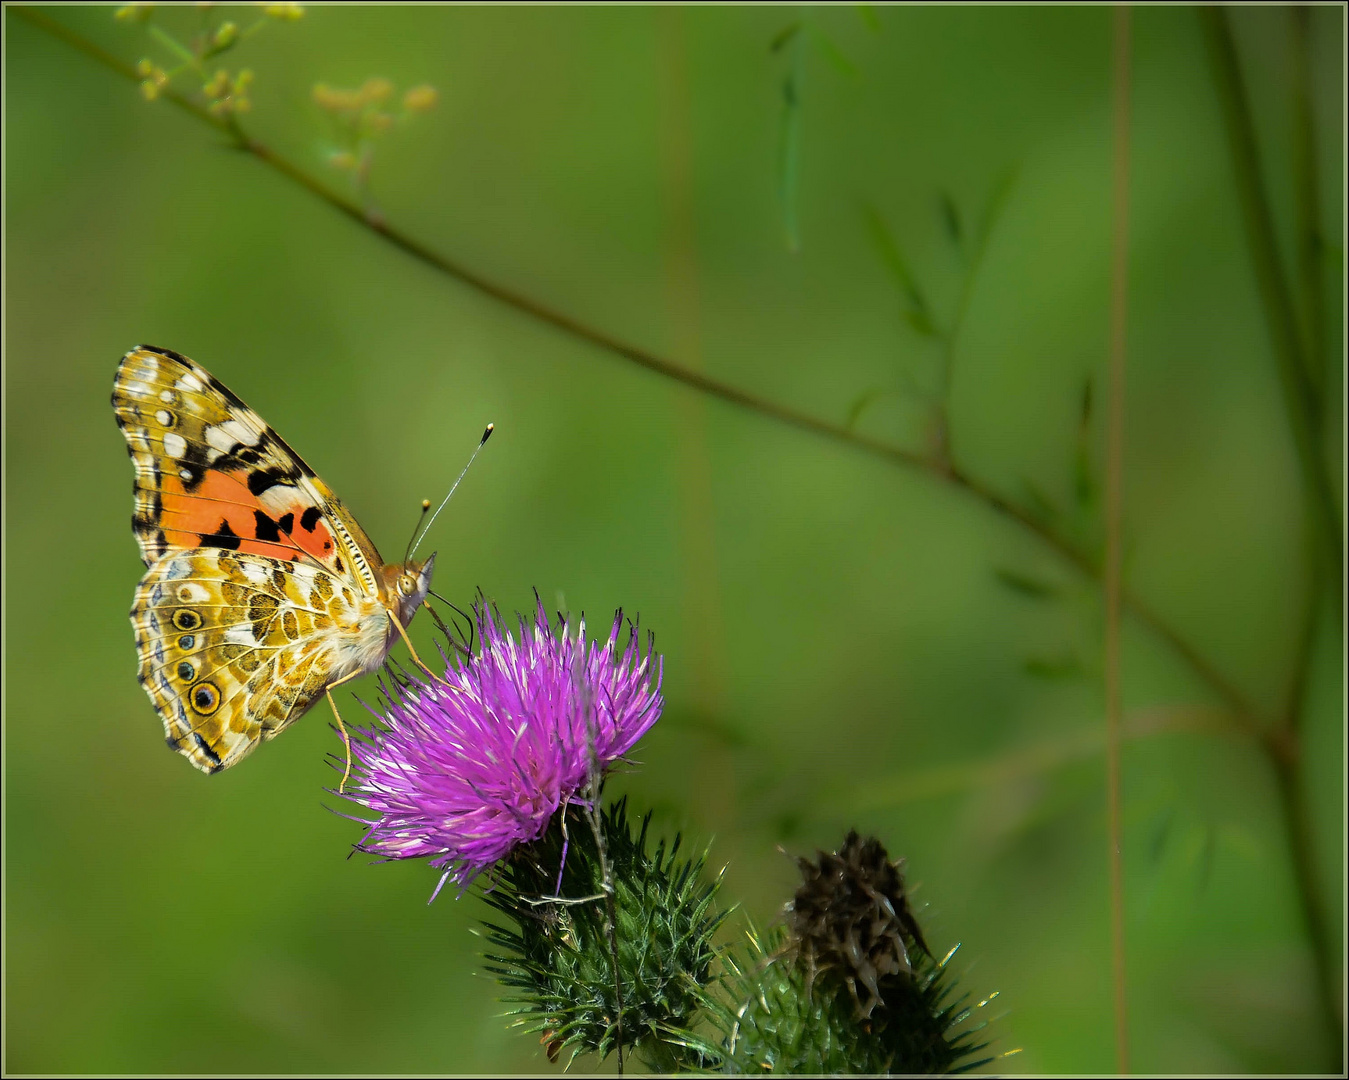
388,552 -> 436,627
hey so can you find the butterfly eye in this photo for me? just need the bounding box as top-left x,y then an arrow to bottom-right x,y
398,574 -> 416,597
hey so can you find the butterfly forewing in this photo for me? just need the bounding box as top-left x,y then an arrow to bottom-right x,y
112,344 -> 383,590
114,345 -> 406,773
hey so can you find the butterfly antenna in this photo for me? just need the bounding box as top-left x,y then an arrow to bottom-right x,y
403,499 -> 433,563
408,423 -> 495,560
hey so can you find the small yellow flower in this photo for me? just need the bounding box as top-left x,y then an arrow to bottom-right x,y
403,85 -> 438,112
140,79 -> 161,101
212,21 -> 238,48
313,83 -> 361,112
361,77 -> 394,106
136,58 -> 155,77
262,2 -> 304,20
234,69 -> 254,92
203,69 -> 230,99
115,4 -> 155,22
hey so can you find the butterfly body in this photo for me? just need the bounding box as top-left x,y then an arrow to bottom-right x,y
114,345 -> 433,773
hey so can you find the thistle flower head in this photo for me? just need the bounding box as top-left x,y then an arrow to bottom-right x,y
344,597 -> 663,894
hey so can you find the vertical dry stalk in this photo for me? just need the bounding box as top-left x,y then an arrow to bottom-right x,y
1105,5 -> 1132,1074
656,7 -> 736,819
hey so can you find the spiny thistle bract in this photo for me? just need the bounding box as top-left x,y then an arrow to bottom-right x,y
479,798 -> 728,1069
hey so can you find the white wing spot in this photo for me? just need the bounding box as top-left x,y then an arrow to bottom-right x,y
205,419 -> 261,454
259,485 -> 311,514
163,432 -> 187,458
225,624 -> 260,646
177,372 -> 204,392
155,410 -> 171,426
179,468 -> 193,481
159,389 -> 176,403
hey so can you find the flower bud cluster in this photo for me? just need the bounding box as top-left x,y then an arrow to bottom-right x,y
115,3 -> 300,114
312,77 -> 438,184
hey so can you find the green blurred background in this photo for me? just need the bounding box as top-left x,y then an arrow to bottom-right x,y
4,4 -> 1343,1073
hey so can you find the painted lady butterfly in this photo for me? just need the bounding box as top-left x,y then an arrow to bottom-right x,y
113,345 -> 436,774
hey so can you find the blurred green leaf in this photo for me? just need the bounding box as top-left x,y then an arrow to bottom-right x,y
902,305 -> 938,337
846,386 -> 890,429
977,164 -> 1019,249
1022,654 -> 1085,680
775,28 -> 804,252
862,202 -> 938,334
1149,804 -> 1176,864
939,191 -> 962,248
856,4 -> 881,33
1019,476 -> 1059,523
1196,823 -> 1216,893
994,566 -> 1060,599
1072,376 -> 1096,507
807,24 -> 858,79
770,21 -> 801,53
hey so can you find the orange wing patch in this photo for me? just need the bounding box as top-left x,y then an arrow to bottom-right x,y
112,345 -> 378,590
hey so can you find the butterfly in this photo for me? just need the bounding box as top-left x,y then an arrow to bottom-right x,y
113,345 -> 439,775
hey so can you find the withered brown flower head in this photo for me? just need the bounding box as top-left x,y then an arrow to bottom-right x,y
785,830 -> 930,1019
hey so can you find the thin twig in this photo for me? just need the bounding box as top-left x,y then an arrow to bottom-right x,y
13,6 -> 1265,740
1198,10 -> 1344,1065
1104,8 -> 1131,1071
1198,7 -> 1342,612
937,169 -> 1014,466
1289,6 -> 1327,401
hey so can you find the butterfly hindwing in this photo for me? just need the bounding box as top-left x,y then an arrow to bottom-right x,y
132,548 -> 385,773
112,345 -> 384,598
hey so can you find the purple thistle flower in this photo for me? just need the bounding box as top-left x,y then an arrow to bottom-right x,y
344,597 -> 663,896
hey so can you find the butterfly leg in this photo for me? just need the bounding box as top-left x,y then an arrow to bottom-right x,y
325,670 -> 363,793
388,610 -> 449,686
